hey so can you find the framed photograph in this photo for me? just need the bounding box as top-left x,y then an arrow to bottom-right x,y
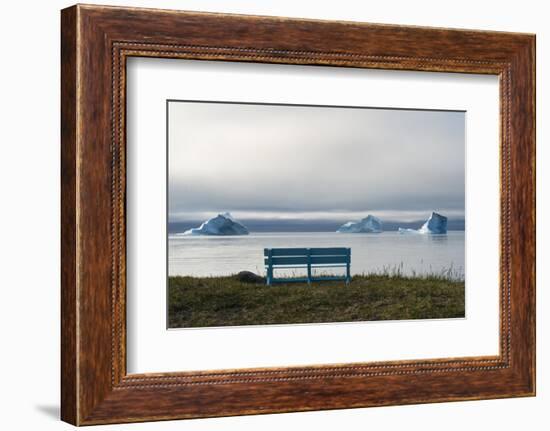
61,4 -> 535,425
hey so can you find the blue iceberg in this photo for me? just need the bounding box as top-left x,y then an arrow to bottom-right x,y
398,212 -> 447,234
337,215 -> 383,233
183,212 -> 249,236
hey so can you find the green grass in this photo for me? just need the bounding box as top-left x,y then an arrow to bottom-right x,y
168,273 -> 465,328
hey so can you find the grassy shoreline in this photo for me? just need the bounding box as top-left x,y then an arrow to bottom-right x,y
168,274 -> 465,328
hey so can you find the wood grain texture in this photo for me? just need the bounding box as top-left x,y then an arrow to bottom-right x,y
60,4 -> 535,425
60,5 -> 78,425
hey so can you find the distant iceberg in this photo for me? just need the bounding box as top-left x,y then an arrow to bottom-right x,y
337,215 -> 383,233
398,212 -> 448,234
183,212 -> 249,236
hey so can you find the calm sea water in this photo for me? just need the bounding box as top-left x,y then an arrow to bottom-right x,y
168,231 -> 465,279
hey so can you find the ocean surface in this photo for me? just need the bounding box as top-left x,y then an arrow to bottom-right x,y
168,231 -> 465,279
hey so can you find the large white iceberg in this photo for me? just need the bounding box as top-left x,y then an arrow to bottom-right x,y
183,212 -> 249,236
398,212 -> 448,234
337,215 -> 383,233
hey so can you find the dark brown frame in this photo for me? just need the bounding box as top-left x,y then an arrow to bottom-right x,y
61,4 -> 535,426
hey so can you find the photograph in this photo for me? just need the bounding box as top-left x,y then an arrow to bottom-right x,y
167,101 -> 466,328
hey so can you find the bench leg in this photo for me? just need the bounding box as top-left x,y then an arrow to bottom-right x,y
266,251 -> 273,286
307,249 -> 312,285
267,267 -> 273,286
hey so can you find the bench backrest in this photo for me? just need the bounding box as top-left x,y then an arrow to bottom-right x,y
264,247 -> 351,266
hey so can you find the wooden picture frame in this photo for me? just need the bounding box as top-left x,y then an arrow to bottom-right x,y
61,4 -> 535,425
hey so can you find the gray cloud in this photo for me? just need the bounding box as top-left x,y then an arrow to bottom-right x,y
168,101 -> 464,222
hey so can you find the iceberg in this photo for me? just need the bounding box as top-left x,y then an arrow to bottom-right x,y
183,212 -> 249,236
398,212 -> 448,234
337,215 -> 383,233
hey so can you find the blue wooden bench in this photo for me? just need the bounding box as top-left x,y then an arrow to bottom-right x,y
264,247 -> 351,286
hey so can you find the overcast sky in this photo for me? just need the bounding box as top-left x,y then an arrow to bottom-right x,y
168,101 -> 465,223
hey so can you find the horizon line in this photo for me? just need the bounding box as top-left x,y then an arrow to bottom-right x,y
168,211 -> 466,224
